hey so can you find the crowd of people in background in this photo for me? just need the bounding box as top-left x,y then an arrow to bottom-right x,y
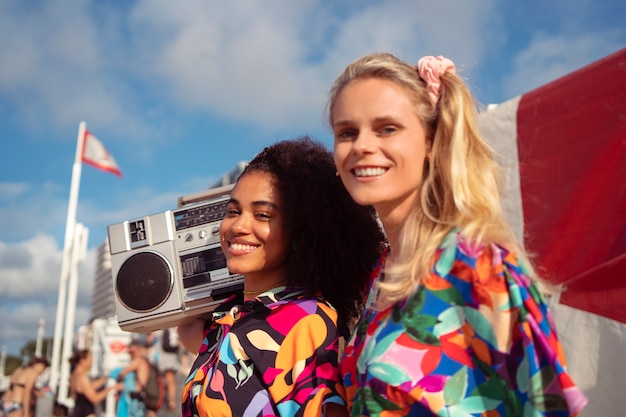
105,328 -> 187,417
0,327 -> 187,417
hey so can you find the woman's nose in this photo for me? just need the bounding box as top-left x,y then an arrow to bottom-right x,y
229,213 -> 250,233
353,131 -> 376,154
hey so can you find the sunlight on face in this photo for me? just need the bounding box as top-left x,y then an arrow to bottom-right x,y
220,171 -> 289,286
332,78 -> 430,222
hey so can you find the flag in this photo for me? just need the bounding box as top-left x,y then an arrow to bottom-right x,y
478,47 -> 626,417
81,129 -> 122,177
479,48 -> 626,324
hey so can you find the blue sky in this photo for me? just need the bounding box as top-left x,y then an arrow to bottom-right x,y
0,0 -> 624,357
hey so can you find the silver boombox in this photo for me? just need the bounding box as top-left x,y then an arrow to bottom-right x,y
108,184 -> 243,333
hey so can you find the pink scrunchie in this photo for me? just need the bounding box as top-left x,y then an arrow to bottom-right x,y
417,55 -> 456,104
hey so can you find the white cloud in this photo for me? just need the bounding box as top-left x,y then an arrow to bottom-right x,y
0,175 -> 193,249
502,31 -> 625,99
0,181 -> 67,242
0,0 -> 156,140
117,0 -> 498,132
0,235 -> 81,297
322,0 -> 497,68
0,182 -> 31,200
0,234 -> 95,354
127,0 -> 331,131
0,0 -> 500,141
0,301 -> 94,356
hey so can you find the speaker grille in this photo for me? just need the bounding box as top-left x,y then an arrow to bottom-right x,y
116,252 -> 173,312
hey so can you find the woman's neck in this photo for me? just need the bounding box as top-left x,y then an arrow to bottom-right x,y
376,214 -> 401,255
375,195 -> 416,254
242,274 -> 287,301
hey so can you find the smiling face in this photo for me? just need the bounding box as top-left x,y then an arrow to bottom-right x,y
332,78 -> 431,223
220,171 -> 289,288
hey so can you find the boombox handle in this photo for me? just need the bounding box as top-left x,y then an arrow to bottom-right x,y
177,184 -> 235,208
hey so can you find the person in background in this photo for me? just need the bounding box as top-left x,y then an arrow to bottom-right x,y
177,137 -> 385,417
147,328 -> 179,411
116,340 -> 154,417
68,350 -> 121,417
327,52 -> 588,416
0,356 -> 49,417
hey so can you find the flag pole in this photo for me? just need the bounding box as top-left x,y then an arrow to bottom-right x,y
57,223 -> 88,407
49,121 -> 86,397
35,318 -> 45,357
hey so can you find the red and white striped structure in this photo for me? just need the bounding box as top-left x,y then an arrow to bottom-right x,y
479,47 -> 626,416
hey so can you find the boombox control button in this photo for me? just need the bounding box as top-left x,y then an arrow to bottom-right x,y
199,230 -> 208,240
185,233 -> 193,242
211,226 -> 219,236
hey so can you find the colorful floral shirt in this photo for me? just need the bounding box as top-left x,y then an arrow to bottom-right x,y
340,231 -> 588,417
182,287 -> 347,417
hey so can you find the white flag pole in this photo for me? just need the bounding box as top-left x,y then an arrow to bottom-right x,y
57,223 -> 88,408
49,121 -> 86,396
35,318 -> 45,357
0,346 -> 6,376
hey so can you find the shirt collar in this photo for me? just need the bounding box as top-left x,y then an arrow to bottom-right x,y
248,286 -> 305,309
211,286 -> 306,322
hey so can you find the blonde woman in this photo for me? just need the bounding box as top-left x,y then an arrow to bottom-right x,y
328,53 -> 588,417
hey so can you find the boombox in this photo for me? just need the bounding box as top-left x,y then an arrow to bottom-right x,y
108,184 -> 243,333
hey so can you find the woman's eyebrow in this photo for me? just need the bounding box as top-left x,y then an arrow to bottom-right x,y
252,200 -> 278,210
229,197 -> 278,210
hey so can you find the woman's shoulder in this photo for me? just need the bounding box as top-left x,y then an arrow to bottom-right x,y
268,297 -> 344,348
260,295 -> 342,335
72,371 -> 88,384
432,230 -> 532,290
286,295 -> 340,319
22,366 -> 39,380
437,230 -> 525,267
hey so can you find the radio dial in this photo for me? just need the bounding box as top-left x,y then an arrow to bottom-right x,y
211,226 -> 219,236
199,230 -> 208,240
185,233 -> 193,242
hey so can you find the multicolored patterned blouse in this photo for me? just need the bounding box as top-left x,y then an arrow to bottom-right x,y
182,287 -> 347,417
340,231 -> 588,417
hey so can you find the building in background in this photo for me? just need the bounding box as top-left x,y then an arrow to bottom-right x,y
90,238 -> 116,320
210,161 -> 246,188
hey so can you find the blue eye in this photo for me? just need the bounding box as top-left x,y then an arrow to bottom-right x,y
380,126 -> 397,135
335,129 -> 357,141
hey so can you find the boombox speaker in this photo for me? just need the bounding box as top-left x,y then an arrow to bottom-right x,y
108,184 -> 243,333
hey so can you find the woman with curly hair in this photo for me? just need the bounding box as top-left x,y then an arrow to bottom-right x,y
177,136 -> 385,417
328,53 -> 588,417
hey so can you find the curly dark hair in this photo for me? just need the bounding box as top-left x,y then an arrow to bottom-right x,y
240,136 -> 385,321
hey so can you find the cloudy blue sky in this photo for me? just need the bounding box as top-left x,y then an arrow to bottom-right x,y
0,0 -> 624,357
